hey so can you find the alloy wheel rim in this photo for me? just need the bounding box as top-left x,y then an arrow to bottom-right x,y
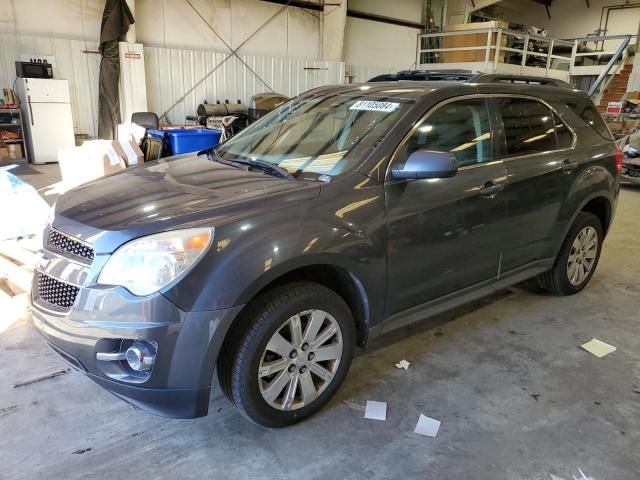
258,309 -> 343,411
567,226 -> 598,286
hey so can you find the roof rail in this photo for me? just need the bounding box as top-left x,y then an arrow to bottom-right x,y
469,73 -> 572,88
368,69 -> 475,82
368,70 -> 572,89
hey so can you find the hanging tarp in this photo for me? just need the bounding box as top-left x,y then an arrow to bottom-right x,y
98,0 -> 134,140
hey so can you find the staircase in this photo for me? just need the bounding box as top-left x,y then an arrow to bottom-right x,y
597,64 -> 633,112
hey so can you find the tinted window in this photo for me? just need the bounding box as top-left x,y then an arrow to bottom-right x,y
497,98 -> 557,157
554,112 -> 573,149
399,99 -> 493,168
566,97 -> 614,140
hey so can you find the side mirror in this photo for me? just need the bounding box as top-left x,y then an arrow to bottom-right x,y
390,150 -> 458,180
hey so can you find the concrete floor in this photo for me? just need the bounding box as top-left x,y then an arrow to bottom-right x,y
0,171 -> 638,479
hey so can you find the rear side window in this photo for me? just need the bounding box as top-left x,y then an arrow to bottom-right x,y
399,98 -> 493,168
496,98 -> 557,157
566,97 -> 614,140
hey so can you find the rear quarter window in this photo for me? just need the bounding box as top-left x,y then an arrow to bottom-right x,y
566,97 -> 614,141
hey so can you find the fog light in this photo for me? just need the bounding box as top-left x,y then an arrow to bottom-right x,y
125,341 -> 157,372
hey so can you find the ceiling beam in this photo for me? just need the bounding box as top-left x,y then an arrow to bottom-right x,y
346,9 -> 423,29
259,0 -> 324,12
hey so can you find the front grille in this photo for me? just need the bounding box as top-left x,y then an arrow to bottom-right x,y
37,273 -> 79,309
48,230 -> 94,262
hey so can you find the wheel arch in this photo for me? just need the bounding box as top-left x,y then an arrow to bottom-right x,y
231,259 -> 372,348
580,195 -> 612,235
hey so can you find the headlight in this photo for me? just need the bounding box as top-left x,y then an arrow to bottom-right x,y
98,227 -> 213,296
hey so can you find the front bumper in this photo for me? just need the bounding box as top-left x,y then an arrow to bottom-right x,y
31,277 -> 243,419
622,159 -> 640,185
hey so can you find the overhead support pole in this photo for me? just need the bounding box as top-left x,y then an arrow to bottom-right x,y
322,1 -> 347,62
346,10 -> 423,29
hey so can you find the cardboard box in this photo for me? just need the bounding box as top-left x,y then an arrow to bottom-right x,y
607,102 -> 624,114
8,143 -> 22,160
58,140 -> 127,189
627,91 -> 640,101
113,139 -> 144,167
0,143 -> 22,161
606,121 -> 623,132
442,21 -> 508,63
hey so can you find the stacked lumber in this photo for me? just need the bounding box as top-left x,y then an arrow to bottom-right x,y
0,235 -> 39,334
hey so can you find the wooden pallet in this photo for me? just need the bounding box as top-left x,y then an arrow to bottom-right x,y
0,235 -> 39,333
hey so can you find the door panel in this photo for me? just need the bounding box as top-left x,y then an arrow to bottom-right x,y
385,163 -> 508,315
384,97 -> 508,317
492,97 -> 577,271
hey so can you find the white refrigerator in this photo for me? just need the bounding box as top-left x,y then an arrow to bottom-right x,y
16,78 -> 75,164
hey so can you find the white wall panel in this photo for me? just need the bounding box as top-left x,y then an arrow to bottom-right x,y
144,45 -> 346,125
347,64 -> 396,84
0,32 -> 100,137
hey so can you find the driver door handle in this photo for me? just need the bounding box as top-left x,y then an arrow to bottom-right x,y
480,180 -> 504,198
562,158 -> 578,174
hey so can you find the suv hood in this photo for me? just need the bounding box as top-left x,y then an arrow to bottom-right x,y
53,154 -> 320,253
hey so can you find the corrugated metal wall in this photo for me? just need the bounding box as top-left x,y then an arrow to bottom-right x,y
0,33 -> 101,137
144,46 -> 346,125
1,33 -> 372,135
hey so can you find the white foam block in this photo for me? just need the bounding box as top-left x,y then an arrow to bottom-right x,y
364,400 -> 387,421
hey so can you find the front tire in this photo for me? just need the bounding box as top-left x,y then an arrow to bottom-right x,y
537,211 -> 603,295
218,282 -> 355,427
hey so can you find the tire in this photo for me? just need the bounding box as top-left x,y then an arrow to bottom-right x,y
537,211 -> 603,295
217,282 -> 355,427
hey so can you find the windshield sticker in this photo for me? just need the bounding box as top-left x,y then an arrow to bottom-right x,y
349,101 -> 400,113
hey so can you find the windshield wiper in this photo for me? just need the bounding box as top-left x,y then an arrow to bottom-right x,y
208,149 -> 295,181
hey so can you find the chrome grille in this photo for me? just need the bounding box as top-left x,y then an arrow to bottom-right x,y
48,230 -> 94,262
37,273 -> 79,309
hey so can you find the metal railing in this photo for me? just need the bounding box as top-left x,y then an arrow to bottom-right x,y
416,28 -> 633,96
416,28 -> 575,77
568,34 -> 632,96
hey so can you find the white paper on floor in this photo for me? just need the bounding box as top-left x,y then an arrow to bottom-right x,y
580,338 -> 616,358
364,400 -> 387,421
550,474 -> 567,480
395,359 -> 411,370
414,414 -> 441,437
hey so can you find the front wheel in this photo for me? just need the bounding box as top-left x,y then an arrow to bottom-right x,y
218,282 -> 355,427
537,211 -> 603,295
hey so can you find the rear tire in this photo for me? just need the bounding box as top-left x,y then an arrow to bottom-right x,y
537,211 -> 603,295
217,282 -> 355,427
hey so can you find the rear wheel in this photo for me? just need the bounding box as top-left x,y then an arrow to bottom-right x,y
218,282 -> 355,427
537,212 -> 603,295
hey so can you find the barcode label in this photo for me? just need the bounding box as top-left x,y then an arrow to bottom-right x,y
349,101 -> 400,113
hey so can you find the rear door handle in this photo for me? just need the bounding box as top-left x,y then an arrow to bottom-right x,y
480,180 -> 504,198
562,158 -> 578,174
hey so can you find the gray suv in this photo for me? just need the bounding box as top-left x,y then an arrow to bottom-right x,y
31,75 -> 621,427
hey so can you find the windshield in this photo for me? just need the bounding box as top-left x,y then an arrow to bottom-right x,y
215,93 -> 411,180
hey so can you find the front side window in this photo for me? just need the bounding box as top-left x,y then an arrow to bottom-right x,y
216,94 -> 411,180
396,98 -> 493,168
496,98 -> 558,157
